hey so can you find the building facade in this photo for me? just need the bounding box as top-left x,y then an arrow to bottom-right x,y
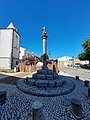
19,47 -> 34,60
58,56 -> 89,67
58,56 -> 73,67
0,22 -> 20,69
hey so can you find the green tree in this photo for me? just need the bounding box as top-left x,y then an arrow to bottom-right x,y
78,38 -> 90,68
40,54 -> 49,60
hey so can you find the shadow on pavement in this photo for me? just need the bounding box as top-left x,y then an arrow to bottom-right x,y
0,71 -> 85,86
0,76 -> 20,85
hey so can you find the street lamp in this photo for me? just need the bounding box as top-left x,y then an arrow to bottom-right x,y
72,56 -> 74,67
49,51 -> 51,59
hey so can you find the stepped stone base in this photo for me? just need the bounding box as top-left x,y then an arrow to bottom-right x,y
17,68 -> 75,96
25,77 -> 65,87
32,69 -> 59,80
17,77 -> 75,96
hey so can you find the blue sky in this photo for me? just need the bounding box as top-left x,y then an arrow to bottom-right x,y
0,0 -> 90,59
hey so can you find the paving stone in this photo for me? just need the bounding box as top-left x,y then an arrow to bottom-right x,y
46,75 -> 53,80
55,80 -> 63,87
48,81 -> 55,87
53,74 -> 59,79
35,80 -> 48,87
27,78 -> 36,86
36,74 -> 42,79
40,75 -> 46,80
32,74 -> 37,79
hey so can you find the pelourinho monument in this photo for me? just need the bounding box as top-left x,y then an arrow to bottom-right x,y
17,27 -> 75,96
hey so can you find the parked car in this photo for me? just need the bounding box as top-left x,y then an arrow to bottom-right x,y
80,64 -> 89,68
74,63 -> 81,67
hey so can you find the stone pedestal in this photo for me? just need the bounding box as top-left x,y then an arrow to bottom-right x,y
42,54 -> 48,70
32,101 -> 44,120
85,80 -> 89,87
0,91 -> 6,104
71,98 -> 82,116
76,76 -> 79,80
88,87 -> 90,97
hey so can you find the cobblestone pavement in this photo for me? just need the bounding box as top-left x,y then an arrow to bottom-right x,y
0,76 -> 20,85
0,74 -> 90,120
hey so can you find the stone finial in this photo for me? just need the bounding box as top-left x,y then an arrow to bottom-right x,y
42,27 -> 46,34
71,98 -> 82,117
42,26 -> 48,39
32,101 -> 44,120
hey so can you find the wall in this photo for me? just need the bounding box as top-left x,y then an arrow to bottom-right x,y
20,47 -> 34,60
0,28 -> 20,69
19,47 -> 26,59
13,30 -> 20,67
0,29 -> 13,69
0,59 -> 11,69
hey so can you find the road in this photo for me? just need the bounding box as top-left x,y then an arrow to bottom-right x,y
59,67 -> 90,81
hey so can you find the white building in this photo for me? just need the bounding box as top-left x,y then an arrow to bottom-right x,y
19,47 -> 34,60
58,56 -> 74,67
58,56 -> 89,67
0,22 -> 20,69
58,56 -> 73,62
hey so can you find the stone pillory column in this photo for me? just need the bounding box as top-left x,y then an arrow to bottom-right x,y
42,27 -> 48,69
42,27 -> 48,55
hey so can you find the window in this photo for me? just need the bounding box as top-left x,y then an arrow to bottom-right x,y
16,34 -> 18,39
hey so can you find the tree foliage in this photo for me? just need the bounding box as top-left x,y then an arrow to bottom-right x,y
78,38 -> 90,67
78,52 -> 86,60
40,54 -> 49,60
82,38 -> 90,50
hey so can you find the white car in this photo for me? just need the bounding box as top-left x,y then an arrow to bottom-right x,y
74,63 -> 81,67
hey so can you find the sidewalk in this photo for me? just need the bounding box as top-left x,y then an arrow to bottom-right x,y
58,71 -> 72,77
0,70 -> 71,80
0,72 -> 31,80
0,73 -> 8,79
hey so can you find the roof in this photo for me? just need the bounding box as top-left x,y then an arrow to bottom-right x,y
7,22 -> 18,32
7,22 -> 15,29
18,56 -> 41,62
